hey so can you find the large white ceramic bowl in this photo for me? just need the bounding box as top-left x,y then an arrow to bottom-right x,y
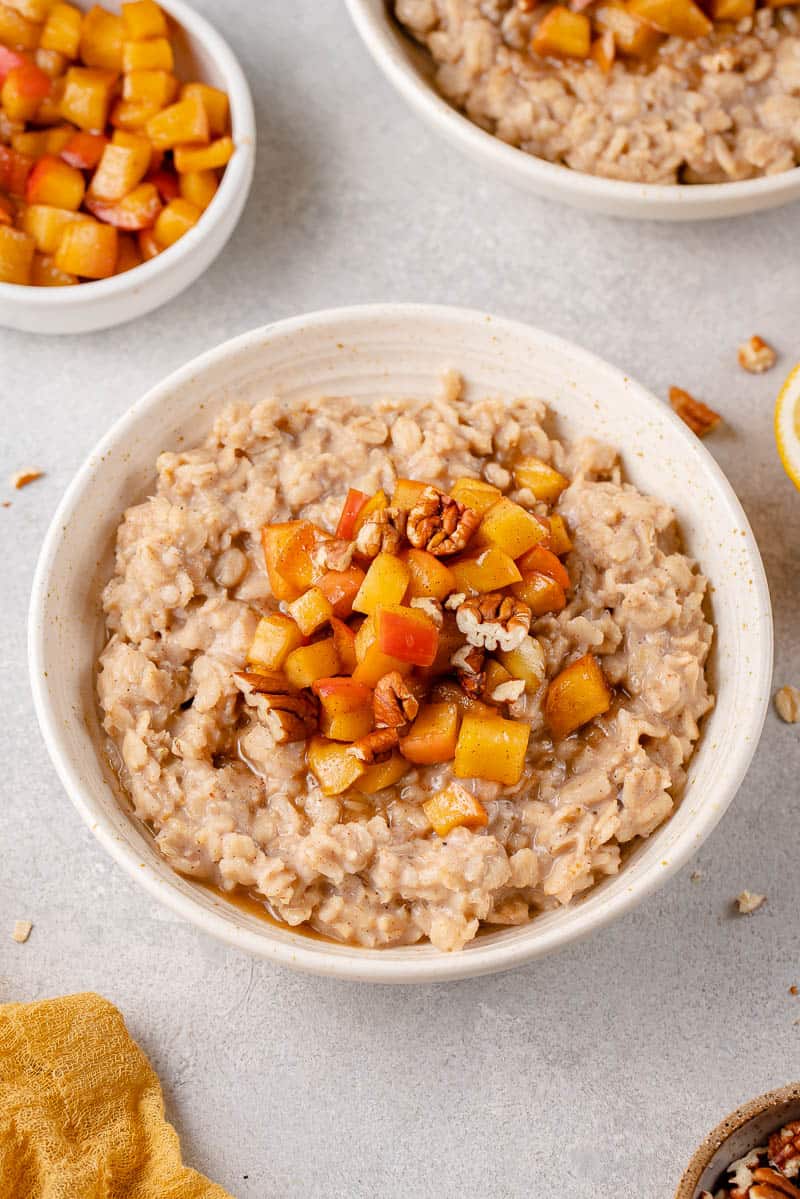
0,0 -> 255,335
346,0 -> 800,222
29,304 -> 773,983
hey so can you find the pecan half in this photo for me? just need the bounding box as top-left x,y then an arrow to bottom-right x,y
750,1167 -> 800,1198
311,537 -> 354,573
354,507 -> 407,558
347,728 -> 399,763
669,386 -> 721,437
406,486 -> 480,556
374,671 -> 419,730
770,1124 -> 800,1180
738,335 -> 777,375
456,593 -> 531,652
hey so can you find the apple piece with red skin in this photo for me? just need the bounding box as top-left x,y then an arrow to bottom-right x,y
0,146 -> 33,196
61,130 -> 108,169
330,616 -> 358,673
26,154 -> 85,210
1,63 -> 51,123
0,45 -> 27,87
318,566 -> 365,619
335,488 -> 369,540
146,166 -> 179,201
515,544 -> 570,592
85,181 -> 161,230
375,605 -> 439,668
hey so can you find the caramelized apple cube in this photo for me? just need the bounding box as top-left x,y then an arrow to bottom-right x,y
710,0 -> 754,16
628,0 -> 712,37
449,476 -> 502,516
391,477 -> 427,510
532,5 -> 591,58
318,566 -> 365,618
85,181 -> 161,229
40,3 -> 82,58
307,736 -> 365,796
400,548 -> 455,601
0,224 -> 34,282
283,638 -> 339,690
512,456 -> 569,501
2,63 -> 51,123
122,67 -> 177,107
356,751 -> 410,795
330,616 -> 358,673
544,653 -> 612,740
352,551 -> 410,616
122,34 -> 173,72
60,128 -> 106,168
261,520 -> 305,601
152,196 -> 200,246
454,713 -> 530,785
89,140 -> 150,199
313,677 -> 374,742
287,586 -> 334,637
399,701 -> 460,765
352,616 -> 412,687
30,251 -> 76,284
496,635 -> 546,692
0,43 -> 28,84
146,92 -> 207,150
21,203 -> 86,252
0,3 -> 41,49
35,46 -> 68,78
80,5 -> 125,70
173,135 -> 234,173
181,81 -> 228,135
515,544 -> 570,591
247,612 -> 303,671
476,496 -> 548,559
449,545 -> 522,594
512,572 -> 566,617
593,2 -> 663,57
109,96 -> 160,130
423,782 -> 488,837
0,144 -> 33,195
375,604 -> 438,668
60,66 -> 116,131
26,154 -> 84,209
114,231 -> 141,271
53,216 -> 116,277
334,487 -> 368,540
122,0 -> 167,40
545,514 -> 573,556
137,225 -> 158,259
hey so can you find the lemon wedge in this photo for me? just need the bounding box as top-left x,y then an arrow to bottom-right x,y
775,363 -> 800,492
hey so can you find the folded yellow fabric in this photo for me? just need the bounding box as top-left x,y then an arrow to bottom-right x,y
0,992 -> 233,1199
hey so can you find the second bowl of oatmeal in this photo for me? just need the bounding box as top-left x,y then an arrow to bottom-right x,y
30,304 -> 772,982
346,0 -> 800,220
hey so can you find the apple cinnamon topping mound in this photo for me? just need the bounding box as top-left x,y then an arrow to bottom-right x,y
98,384 -> 713,950
703,1124 -> 800,1198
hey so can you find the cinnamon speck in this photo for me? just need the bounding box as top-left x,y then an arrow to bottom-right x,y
11,467 -> 43,490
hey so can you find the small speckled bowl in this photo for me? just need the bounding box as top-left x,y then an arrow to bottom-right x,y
676,1085 -> 800,1197
28,304 -> 773,982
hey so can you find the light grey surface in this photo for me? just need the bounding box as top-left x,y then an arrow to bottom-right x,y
1,5 -> 799,1197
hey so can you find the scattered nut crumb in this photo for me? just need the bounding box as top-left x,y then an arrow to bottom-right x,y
11,920 -> 32,943
790,985 -> 798,996
669,387 -> 721,437
775,685 -> 800,724
691,870 -> 703,882
737,335 -> 777,374
11,467 -> 43,490
1,501 -> 10,508
735,890 -> 766,915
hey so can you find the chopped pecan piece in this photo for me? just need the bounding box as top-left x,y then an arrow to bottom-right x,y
347,728 -> 399,763
234,672 -> 317,743
409,596 -> 444,627
373,671 -> 419,730
354,507 -> 406,557
669,386 -> 721,437
311,537 -> 354,572
451,643 -> 485,698
406,486 -> 480,556
456,592 -> 531,652
738,335 -> 777,375
750,1167 -> 800,1198
770,1124 -> 800,1180
490,678 -> 526,705
11,467 -> 43,489
775,685 -> 800,724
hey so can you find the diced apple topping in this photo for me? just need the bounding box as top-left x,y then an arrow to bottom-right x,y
236,463 -> 616,819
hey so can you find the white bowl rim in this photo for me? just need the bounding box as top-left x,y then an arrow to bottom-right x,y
0,0 -> 256,308
28,303 -> 773,983
345,0 -> 800,214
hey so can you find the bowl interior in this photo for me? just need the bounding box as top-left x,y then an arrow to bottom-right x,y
677,1087 -> 800,1196
30,305 -> 773,982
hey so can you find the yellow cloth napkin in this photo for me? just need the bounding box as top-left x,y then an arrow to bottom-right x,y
0,992 -> 234,1199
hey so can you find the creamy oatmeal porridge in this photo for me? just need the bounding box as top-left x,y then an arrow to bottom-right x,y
97,375 -> 713,952
394,0 -> 800,183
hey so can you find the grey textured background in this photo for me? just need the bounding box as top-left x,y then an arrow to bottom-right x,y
2,5 -> 799,1197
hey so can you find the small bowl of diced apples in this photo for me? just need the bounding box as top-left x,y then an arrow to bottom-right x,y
0,0 -> 254,333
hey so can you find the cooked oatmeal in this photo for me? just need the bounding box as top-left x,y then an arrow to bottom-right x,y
97,377 -> 714,951
394,0 -> 800,184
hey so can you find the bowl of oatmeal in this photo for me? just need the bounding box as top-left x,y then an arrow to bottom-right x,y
676,1084 -> 800,1197
346,0 -> 800,220
29,304 -> 772,981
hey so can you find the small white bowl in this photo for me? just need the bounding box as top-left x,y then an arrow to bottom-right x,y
29,304 -> 773,983
346,0 -> 800,222
0,0 -> 255,334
